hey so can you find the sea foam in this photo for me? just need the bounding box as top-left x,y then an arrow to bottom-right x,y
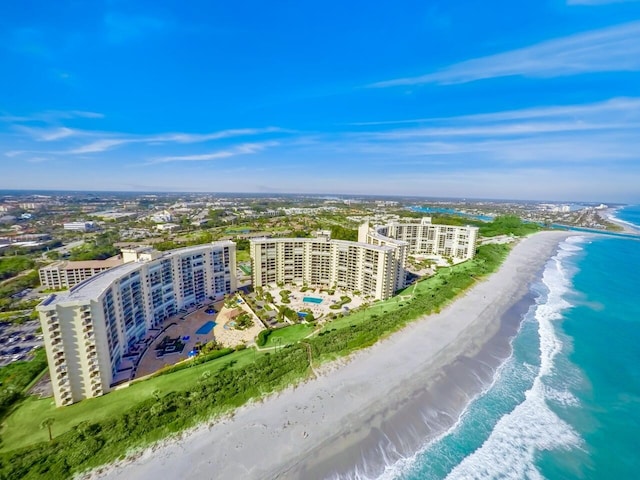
442,238 -> 584,480
367,237 -> 586,480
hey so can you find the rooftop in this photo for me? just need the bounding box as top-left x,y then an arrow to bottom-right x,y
38,241 -> 235,308
42,256 -> 123,271
250,236 -> 394,253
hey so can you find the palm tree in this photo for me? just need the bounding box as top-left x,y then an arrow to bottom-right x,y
41,417 -> 55,442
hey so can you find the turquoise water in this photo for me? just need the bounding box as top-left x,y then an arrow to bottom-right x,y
613,204 -> 640,233
195,321 -> 216,335
411,206 -> 493,222
303,296 -> 323,304
371,204 -> 640,480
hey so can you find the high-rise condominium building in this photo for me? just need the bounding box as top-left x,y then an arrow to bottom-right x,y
361,217 -> 479,260
250,233 -> 401,300
37,242 -> 237,406
250,218 -> 478,302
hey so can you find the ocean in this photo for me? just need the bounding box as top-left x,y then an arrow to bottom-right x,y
376,205 -> 640,480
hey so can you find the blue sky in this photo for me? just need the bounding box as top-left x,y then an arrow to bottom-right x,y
1,0 -> 640,202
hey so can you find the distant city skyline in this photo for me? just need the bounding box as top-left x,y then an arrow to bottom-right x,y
2,1 -> 640,202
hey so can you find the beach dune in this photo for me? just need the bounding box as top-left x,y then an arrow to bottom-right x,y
90,231 -> 572,480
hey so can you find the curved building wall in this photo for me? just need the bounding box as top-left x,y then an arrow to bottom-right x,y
364,217 -> 478,261
38,241 -> 237,406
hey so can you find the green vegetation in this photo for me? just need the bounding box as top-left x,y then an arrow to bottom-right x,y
154,348 -> 235,376
479,215 -> 541,237
0,348 -> 308,479
0,272 -> 40,313
0,243 -> 510,479
329,295 -> 352,310
261,324 -> 315,348
279,290 -> 291,304
276,305 -> 298,323
154,231 -> 215,252
234,313 -> 253,330
68,233 -> 119,261
256,329 -> 272,347
329,225 -> 357,242
0,348 -> 47,420
0,257 -> 35,282
0,310 -> 35,324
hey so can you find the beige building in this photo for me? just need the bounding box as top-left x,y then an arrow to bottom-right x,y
250,232 -> 398,300
37,242 -> 237,406
39,257 -> 123,290
361,217 -> 479,261
250,218 -> 479,305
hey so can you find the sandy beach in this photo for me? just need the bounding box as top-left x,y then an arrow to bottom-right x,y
601,208 -> 639,234
88,231 -> 573,480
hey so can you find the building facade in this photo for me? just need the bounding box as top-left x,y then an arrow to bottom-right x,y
37,242 -> 237,406
39,257 -> 123,290
250,233 -> 398,301
250,218 -> 478,304
361,217 -> 479,261
63,221 -> 98,232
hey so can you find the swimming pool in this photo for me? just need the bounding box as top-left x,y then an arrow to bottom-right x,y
303,296 -> 323,304
195,321 -> 216,335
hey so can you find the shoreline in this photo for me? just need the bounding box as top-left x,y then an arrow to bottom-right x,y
601,207 -> 639,234
89,231 -> 574,480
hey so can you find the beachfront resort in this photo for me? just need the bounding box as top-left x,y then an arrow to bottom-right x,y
37,218 -> 478,406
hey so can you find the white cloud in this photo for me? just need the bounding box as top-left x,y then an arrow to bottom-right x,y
16,126 -> 82,141
68,139 -> 131,154
0,110 -> 104,124
146,141 -> 280,164
369,21 -> 640,86
63,127 -> 284,154
147,127 -> 284,144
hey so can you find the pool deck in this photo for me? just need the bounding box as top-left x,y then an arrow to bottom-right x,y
263,286 -> 368,319
213,300 -> 265,348
134,302 -> 224,378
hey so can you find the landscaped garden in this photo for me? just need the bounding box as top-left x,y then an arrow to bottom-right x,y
329,295 -> 352,310
154,336 -> 186,357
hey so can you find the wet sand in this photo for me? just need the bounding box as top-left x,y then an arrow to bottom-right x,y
88,231 -> 573,480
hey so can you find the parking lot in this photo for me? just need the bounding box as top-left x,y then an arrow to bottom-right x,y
0,320 -> 43,366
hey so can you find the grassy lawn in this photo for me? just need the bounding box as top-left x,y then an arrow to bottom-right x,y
262,324 -> 316,348
236,249 -> 250,263
0,348 -> 258,452
0,310 -> 31,320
